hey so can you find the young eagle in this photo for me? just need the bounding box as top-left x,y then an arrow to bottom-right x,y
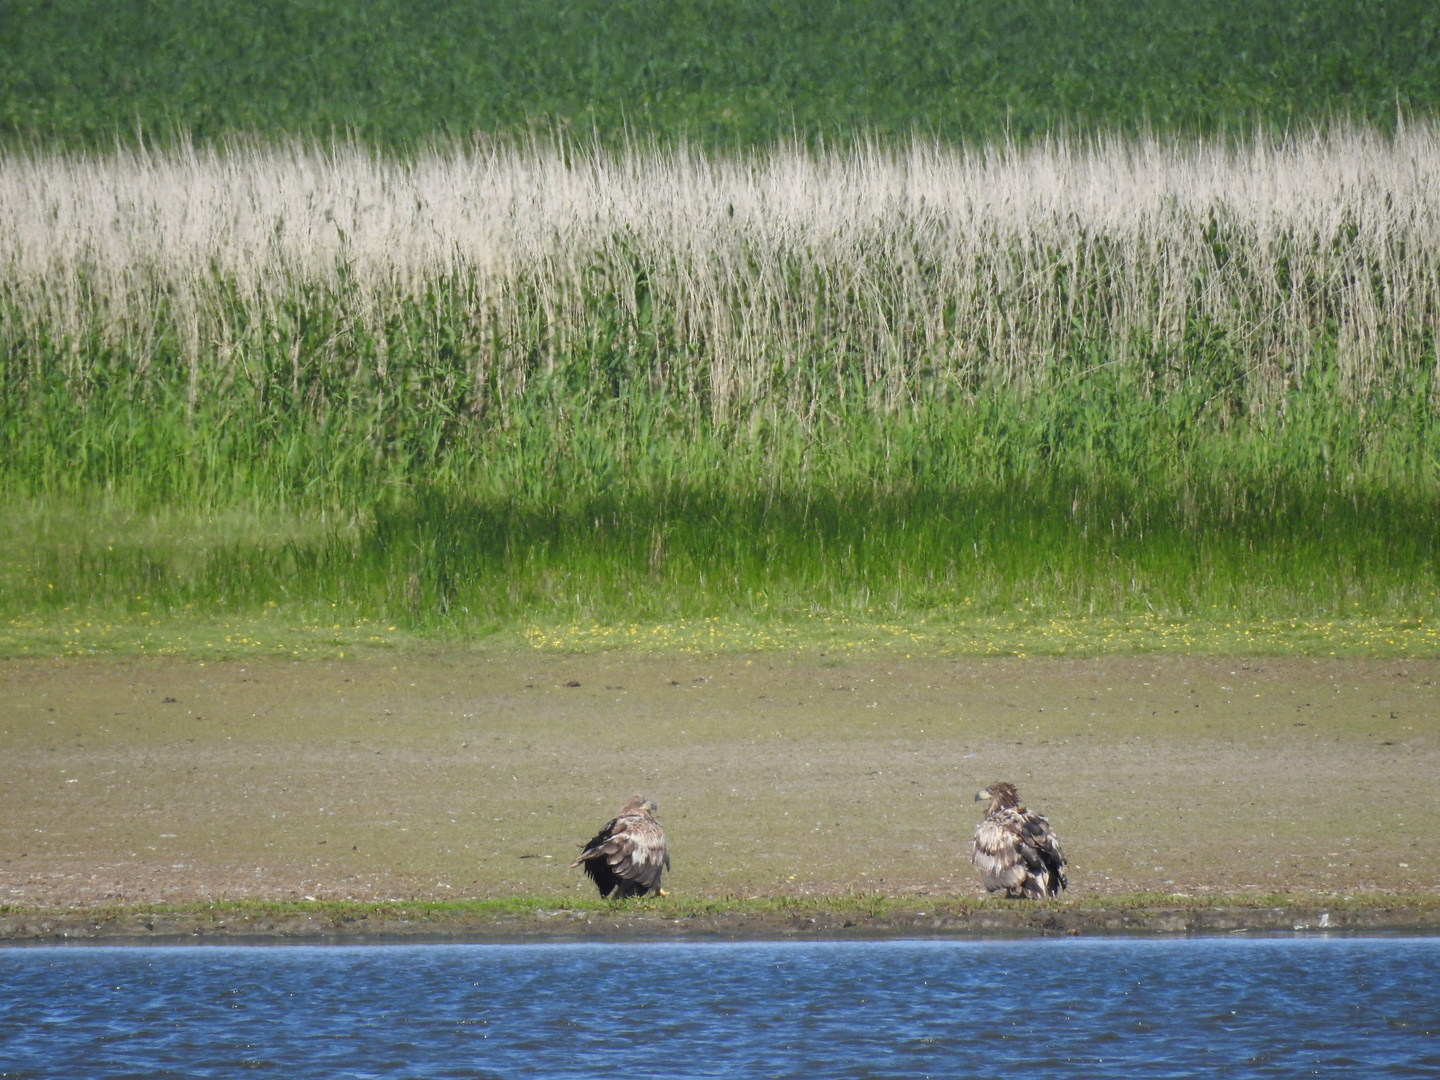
572,794 -> 670,898
971,782 -> 1067,899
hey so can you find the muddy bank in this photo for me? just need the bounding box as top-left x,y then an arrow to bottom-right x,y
4,896 -> 1439,943
4,652 -> 1437,908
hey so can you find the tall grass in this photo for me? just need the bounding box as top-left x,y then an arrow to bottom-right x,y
6,127 -> 1440,414
2,127 -> 1437,638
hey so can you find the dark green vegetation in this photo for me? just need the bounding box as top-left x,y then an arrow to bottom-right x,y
3,0 -> 1438,150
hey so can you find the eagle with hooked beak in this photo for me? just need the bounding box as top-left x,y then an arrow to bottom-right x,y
971,782 -> 1067,899
573,794 -> 670,898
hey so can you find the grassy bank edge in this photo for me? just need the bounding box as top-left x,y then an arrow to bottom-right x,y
5,611 -> 1440,662
5,894 -> 1439,942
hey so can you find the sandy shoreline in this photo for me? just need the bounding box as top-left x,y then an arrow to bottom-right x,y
5,652 -> 1436,916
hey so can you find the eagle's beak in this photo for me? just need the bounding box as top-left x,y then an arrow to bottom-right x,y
974,788 -> 990,802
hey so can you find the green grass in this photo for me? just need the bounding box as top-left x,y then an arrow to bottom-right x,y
3,0 -> 1439,150
8,891 -> 1438,924
4,893 -> 1430,921
3,362 -> 1438,653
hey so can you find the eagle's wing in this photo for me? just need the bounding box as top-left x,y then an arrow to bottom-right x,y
1019,810 -> 1066,876
574,815 -> 619,865
613,812 -> 669,890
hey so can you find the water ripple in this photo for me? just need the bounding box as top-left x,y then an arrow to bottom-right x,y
1,937 -> 1437,1078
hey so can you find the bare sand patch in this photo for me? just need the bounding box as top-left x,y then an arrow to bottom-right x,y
2,652 -> 1435,908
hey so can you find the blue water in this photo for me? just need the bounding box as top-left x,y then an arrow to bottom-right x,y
2,937 -> 1438,1078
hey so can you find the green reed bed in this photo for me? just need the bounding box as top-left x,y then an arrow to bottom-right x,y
4,379 -> 1437,652
2,130 -> 1438,653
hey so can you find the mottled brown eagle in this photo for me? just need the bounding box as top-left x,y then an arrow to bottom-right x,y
572,794 -> 670,898
971,782 -> 1067,899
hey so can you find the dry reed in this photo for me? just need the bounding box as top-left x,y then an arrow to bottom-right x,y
3,125 -> 1438,420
